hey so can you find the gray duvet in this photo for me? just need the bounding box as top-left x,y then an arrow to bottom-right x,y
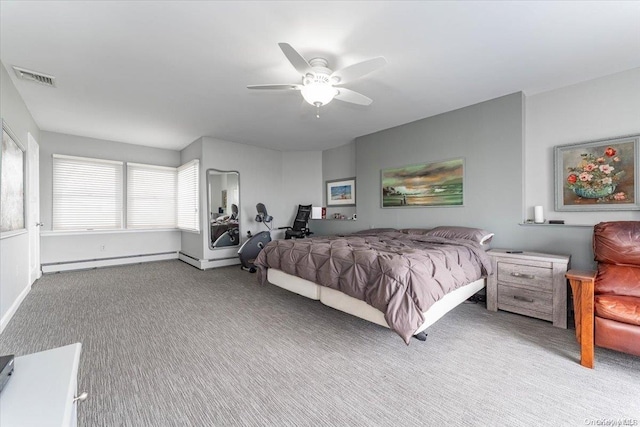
254,231 -> 492,343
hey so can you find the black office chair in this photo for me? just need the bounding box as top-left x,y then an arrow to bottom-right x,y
279,204 -> 313,239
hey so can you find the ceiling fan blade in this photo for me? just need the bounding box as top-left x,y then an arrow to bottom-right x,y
247,84 -> 301,90
334,88 -> 373,106
278,43 -> 312,76
331,57 -> 387,85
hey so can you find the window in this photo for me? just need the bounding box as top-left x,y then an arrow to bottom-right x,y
127,163 -> 176,229
53,154 -> 123,230
177,160 -> 199,232
52,155 -> 198,232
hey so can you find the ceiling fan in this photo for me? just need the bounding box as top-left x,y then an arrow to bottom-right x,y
248,43 -> 387,118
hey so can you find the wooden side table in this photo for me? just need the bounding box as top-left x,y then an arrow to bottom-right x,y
487,249 -> 571,328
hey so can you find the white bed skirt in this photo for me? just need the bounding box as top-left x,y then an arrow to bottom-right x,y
266,268 -> 485,336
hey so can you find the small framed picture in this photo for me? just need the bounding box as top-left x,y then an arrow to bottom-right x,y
326,178 -> 356,207
554,134 -> 640,211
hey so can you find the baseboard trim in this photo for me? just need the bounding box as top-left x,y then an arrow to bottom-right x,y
178,252 -> 240,270
0,283 -> 32,334
42,252 -> 178,273
178,252 -> 202,269
201,257 -> 240,270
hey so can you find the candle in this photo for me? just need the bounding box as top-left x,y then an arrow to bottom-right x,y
534,206 -> 544,224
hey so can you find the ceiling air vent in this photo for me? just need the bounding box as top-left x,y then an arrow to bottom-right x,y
12,66 -> 56,87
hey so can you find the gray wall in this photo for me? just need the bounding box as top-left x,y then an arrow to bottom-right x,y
0,62 -> 40,326
39,131 -> 182,264
181,136 -> 291,262
525,68 -> 640,224
313,93 -> 527,248
310,142 -> 358,235
356,92 -> 525,247
313,71 -> 640,270
322,141 -> 356,187
180,138 -> 324,264
521,69 -> 640,270
179,138 -> 204,259
281,150 -> 323,225
323,142 -> 356,219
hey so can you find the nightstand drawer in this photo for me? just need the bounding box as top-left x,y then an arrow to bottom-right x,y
498,284 -> 553,318
487,249 -> 570,328
497,262 -> 552,290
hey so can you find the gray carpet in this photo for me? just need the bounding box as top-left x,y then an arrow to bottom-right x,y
1,260 -> 639,426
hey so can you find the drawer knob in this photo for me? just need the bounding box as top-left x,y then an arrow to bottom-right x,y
510,272 -> 534,279
513,295 -> 535,303
73,392 -> 89,403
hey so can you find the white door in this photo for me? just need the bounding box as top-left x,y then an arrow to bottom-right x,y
27,133 -> 41,283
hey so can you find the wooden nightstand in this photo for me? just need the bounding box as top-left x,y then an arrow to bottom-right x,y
487,249 -> 571,328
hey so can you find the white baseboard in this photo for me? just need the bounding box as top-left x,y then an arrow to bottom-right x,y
201,257 -> 240,270
178,252 -> 201,269
178,252 -> 240,270
0,283 -> 31,334
41,252 -> 178,273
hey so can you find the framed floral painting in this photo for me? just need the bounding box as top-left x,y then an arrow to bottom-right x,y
554,134 -> 640,211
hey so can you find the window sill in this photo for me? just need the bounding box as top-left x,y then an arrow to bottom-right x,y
0,229 -> 28,240
179,228 -> 201,235
41,228 -> 181,237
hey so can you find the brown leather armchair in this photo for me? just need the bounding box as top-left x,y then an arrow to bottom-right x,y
566,221 -> 640,368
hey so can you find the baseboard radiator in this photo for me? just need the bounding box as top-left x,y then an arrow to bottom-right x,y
178,251 -> 240,270
41,251 -> 179,273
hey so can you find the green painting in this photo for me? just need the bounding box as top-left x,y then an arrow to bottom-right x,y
381,158 -> 464,208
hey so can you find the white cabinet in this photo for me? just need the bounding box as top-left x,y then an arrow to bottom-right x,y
0,343 -> 84,427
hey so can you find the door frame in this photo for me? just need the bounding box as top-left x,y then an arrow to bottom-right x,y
27,132 -> 41,283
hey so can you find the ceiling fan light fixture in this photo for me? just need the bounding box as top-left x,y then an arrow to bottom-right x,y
247,43 -> 386,114
300,82 -> 337,107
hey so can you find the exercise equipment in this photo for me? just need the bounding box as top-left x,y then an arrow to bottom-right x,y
238,203 -> 273,273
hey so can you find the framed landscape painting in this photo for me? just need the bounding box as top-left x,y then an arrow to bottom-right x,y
326,178 -> 356,206
381,158 -> 464,208
554,134 -> 640,211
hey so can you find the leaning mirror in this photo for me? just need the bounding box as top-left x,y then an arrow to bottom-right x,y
207,169 -> 240,249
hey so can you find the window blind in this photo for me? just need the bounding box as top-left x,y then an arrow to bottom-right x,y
177,160 -> 199,232
127,163 -> 177,229
53,154 -> 123,230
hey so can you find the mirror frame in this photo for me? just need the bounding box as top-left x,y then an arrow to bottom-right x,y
206,168 -> 241,250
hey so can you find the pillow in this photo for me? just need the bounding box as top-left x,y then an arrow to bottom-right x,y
424,226 -> 494,245
399,228 -> 432,235
351,228 -> 397,235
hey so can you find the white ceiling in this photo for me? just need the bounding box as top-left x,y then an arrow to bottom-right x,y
1,1 -> 639,152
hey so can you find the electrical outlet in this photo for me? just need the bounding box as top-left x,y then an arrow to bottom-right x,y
100,245 -> 106,252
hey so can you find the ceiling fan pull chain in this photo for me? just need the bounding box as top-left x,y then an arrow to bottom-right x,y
315,103 -> 321,119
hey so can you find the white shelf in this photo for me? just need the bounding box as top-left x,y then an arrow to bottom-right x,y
310,219 -> 357,221
519,222 -> 593,228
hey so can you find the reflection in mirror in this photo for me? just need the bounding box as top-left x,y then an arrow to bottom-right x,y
207,169 -> 240,249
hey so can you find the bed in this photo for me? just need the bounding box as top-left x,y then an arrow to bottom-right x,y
254,227 -> 493,343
